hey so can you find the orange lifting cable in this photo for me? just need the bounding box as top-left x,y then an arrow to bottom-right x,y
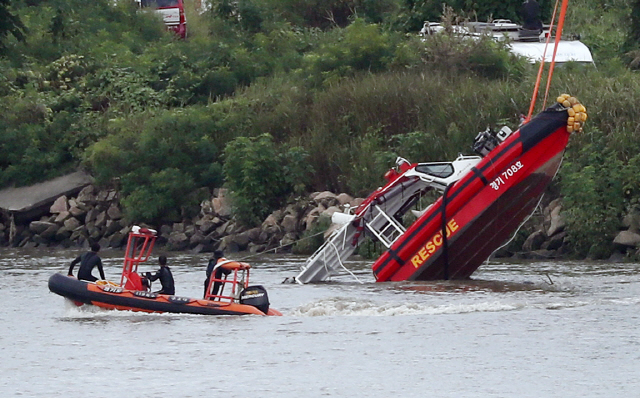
525,0 -> 570,123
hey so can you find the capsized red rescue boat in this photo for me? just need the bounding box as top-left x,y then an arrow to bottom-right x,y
296,97 -> 587,283
48,226 -> 281,316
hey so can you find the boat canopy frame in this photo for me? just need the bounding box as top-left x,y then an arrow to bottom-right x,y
120,226 -> 157,290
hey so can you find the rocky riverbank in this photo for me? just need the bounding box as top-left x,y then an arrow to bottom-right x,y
0,185 -> 363,255
2,184 -> 640,261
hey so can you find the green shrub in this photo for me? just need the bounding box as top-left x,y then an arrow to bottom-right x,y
355,236 -> 386,259
223,133 -> 313,225
223,134 -> 288,225
120,168 -> 197,223
292,214 -> 331,254
561,132 -> 625,258
299,18 -> 401,87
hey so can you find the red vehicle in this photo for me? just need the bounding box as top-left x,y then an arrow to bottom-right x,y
294,97 -> 587,283
139,0 -> 187,38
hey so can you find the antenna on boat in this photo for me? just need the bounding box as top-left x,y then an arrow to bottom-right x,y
525,0 -> 569,123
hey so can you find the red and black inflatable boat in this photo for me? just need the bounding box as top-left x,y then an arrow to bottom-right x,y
49,227 -> 282,316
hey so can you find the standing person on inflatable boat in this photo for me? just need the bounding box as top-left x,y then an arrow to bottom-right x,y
68,243 -> 105,282
204,250 -> 231,298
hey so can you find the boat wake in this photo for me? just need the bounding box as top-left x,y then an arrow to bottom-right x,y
61,298 -> 189,319
292,297 -> 522,317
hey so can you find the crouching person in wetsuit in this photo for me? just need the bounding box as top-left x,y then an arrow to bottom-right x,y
145,255 -> 175,295
204,250 -> 231,298
68,243 -> 105,282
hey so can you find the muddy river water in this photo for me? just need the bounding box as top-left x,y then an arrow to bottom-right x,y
1,248 -> 638,397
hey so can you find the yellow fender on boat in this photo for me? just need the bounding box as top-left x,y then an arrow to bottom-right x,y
96,280 -> 119,287
557,93 -> 587,133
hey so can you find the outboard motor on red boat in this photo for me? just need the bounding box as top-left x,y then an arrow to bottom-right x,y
473,126 -> 513,157
239,285 -> 270,314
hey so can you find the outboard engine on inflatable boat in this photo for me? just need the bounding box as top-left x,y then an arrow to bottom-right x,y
473,126 -> 513,157
239,285 -> 270,314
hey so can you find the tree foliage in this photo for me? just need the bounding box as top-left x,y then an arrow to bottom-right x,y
1,0 -> 640,254
0,0 -> 25,54
223,134 -> 312,226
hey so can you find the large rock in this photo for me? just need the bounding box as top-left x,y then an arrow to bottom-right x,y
172,222 -> 185,233
229,232 -> 251,250
106,204 -> 123,220
199,218 -> 221,235
167,232 -> 189,251
541,231 -> 566,251
528,249 -> 556,260
218,235 -> 240,253
55,226 -> 72,241
280,232 -> 298,248
76,185 -> 96,204
321,206 -> 341,218
313,191 -> 339,207
63,217 -> 81,231
350,197 -> 365,210
94,211 -> 107,228
108,231 -> 127,248
245,227 -> 262,243
200,199 -> 214,215
85,208 -> 99,224
212,189 -> 232,218
69,204 -> 86,218
546,202 -> 565,237
50,196 -> 68,214
613,230 -> 640,248
261,213 -> 282,235
303,206 -> 325,231
522,230 -> 546,252
41,224 -> 59,240
54,211 -> 70,223
89,226 -> 103,240
281,214 -> 299,233
622,209 -> 640,233
160,224 -> 173,237
96,190 -> 109,202
191,241 -> 217,254
189,231 -> 207,247
29,221 -> 57,234
215,220 -> 233,236
104,219 -> 123,236
248,242 -> 267,254
336,193 -> 354,205
70,228 -> 89,244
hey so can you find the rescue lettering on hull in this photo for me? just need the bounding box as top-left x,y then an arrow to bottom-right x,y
410,219 -> 460,269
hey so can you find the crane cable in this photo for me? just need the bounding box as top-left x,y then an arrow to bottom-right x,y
525,0 -> 570,122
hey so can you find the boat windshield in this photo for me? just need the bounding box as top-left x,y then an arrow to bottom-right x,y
415,163 -> 454,178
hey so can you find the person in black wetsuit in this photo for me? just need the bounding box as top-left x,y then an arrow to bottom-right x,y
204,250 -> 231,298
145,255 -> 175,295
521,0 -> 543,31
68,243 -> 105,282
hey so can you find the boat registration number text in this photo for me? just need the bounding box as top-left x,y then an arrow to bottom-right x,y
100,285 -> 124,293
490,161 -> 523,190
